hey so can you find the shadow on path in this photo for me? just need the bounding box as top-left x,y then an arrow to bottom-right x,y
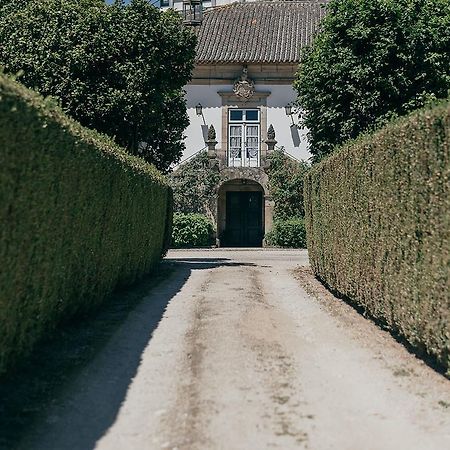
0,256 -> 254,450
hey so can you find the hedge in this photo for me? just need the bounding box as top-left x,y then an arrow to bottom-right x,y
304,101 -> 450,372
171,213 -> 215,248
0,75 -> 171,375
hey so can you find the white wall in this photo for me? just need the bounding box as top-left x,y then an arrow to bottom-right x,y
183,85 -> 225,163
261,84 -> 310,162
183,83 -> 311,164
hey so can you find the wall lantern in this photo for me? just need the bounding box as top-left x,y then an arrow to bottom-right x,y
183,0 -> 203,27
285,103 -> 297,127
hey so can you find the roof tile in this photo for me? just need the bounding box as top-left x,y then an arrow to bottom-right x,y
195,1 -> 327,64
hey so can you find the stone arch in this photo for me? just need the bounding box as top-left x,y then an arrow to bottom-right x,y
216,168 -> 270,196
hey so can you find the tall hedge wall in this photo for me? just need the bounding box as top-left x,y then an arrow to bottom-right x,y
304,102 -> 450,372
0,75 -> 171,375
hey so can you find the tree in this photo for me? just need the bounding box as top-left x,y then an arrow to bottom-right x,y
0,0 -> 196,172
294,0 -> 450,162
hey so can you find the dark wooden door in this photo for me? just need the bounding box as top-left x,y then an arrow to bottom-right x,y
224,191 -> 263,247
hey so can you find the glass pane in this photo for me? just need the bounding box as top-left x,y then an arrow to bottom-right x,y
246,125 -> 259,159
229,125 -> 242,159
230,125 -> 242,137
245,110 -> 259,121
230,110 -> 243,121
246,125 -> 258,137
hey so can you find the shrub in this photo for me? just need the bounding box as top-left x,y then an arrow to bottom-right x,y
295,0 -> 450,162
172,213 -> 215,248
265,218 -> 307,249
0,0 -> 196,172
267,148 -> 310,220
304,101 -> 450,372
0,75 -> 171,376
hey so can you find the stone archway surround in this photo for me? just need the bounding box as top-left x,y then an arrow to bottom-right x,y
215,172 -> 274,248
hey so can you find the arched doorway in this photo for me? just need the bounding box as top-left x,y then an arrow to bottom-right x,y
217,179 -> 265,247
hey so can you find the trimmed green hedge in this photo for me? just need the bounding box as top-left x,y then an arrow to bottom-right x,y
265,218 -> 307,249
0,75 -> 171,375
171,213 -> 214,248
304,101 -> 450,372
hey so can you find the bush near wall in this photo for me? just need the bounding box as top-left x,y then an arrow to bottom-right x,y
304,101 -> 450,372
172,213 -> 215,248
265,218 -> 307,249
267,148 -> 310,220
0,75 -> 171,376
265,149 -> 309,248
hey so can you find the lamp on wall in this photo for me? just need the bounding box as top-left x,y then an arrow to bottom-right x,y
196,102 -> 207,126
285,103 -> 297,128
195,102 -> 208,142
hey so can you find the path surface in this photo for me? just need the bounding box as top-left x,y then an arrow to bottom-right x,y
19,250 -> 450,450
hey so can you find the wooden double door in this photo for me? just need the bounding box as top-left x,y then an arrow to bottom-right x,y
224,191 -> 263,247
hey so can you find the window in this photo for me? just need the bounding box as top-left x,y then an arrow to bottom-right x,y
160,0 -> 169,7
228,109 -> 260,167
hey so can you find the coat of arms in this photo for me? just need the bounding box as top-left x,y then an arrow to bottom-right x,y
233,67 -> 255,100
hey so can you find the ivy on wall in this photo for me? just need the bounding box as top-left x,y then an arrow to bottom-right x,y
169,151 -> 222,218
267,149 -> 310,220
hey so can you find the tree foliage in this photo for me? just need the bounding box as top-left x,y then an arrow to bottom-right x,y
170,151 -> 222,216
294,0 -> 450,161
267,149 -> 310,220
0,0 -> 196,171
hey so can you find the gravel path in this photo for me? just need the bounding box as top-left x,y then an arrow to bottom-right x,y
19,249 -> 450,450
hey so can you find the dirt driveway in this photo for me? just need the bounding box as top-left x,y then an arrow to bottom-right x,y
17,249 -> 450,450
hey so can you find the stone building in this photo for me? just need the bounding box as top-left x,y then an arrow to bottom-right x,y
178,1 -> 326,247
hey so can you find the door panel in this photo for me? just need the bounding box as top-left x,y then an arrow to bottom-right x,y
224,191 -> 263,247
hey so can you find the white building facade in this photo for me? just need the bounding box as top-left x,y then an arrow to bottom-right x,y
175,1 -> 326,247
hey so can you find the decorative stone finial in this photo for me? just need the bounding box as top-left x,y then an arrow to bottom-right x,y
208,125 -> 216,141
206,124 -> 218,167
265,125 -> 277,163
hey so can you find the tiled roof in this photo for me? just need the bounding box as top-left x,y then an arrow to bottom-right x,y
195,1 -> 328,64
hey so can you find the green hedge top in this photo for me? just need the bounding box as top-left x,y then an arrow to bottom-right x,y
0,74 -> 168,186
307,100 -> 450,176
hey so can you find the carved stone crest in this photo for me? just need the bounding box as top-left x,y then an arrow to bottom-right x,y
233,66 -> 255,100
